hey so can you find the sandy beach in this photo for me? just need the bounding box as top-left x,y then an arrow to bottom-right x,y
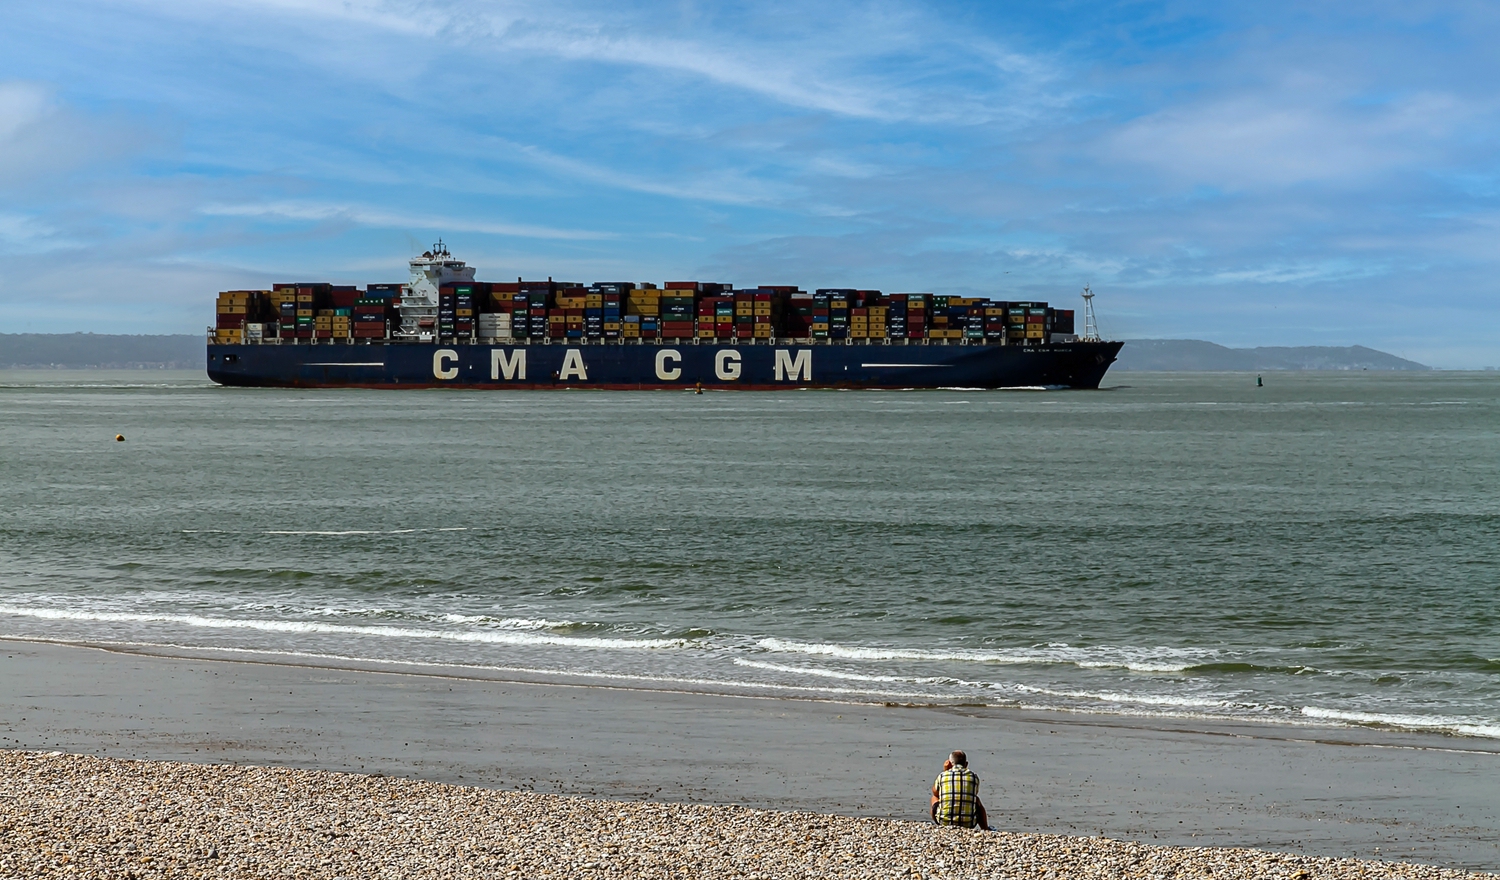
3,639 -> 1499,875
3,750 -> 1493,880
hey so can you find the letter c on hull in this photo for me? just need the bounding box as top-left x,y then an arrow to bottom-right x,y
655,349 -> 683,381
714,349 -> 742,381
433,349 -> 459,380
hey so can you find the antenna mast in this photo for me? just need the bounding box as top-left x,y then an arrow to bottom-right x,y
1080,284 -> 1101,341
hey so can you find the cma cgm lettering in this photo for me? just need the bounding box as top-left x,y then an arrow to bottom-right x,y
429,347 -> 811,383
428,347 -> 810,384
206,243 -> 1121,390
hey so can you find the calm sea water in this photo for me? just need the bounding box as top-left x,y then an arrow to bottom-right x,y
2,369 -> 1497,738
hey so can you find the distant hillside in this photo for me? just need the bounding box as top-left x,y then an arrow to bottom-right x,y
0,334 -> 204,369
1116,339 -> 1430,371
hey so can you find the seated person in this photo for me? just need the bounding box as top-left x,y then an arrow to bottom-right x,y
930,750 -> 990,830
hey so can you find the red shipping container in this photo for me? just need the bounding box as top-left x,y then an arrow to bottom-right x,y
216,315 -> 245,329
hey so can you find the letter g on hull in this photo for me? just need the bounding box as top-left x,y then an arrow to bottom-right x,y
714,349 -> 742,381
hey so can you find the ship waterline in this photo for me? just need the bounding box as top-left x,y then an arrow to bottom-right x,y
207,338 -> 1123,389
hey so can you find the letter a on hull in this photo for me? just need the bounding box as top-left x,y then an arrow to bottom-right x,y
559,349 -> 588,381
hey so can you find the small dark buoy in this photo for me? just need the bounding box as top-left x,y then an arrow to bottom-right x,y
694,382 -> 703,395
1256,375 -> 1263,387
115,434 -> 125,442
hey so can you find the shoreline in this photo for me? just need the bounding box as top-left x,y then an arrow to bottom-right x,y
3,638 -> 1500,870
13,635 -> 1500,752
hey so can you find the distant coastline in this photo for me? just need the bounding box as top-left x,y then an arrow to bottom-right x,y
0,332 -> 1431,372
0,333 -> 204,370
1115,338 -> 1429,371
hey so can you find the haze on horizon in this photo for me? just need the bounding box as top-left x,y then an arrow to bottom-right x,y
2,1 -> 1498,368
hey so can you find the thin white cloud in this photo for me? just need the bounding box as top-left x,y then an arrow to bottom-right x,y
127,0 -> 1058,126
1105,84 -> 1479,189
199,201 -> 614,240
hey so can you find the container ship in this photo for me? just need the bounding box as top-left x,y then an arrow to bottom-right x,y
207,242 -> 1122,390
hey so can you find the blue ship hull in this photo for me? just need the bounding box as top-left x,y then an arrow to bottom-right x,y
206,339 -> 1123,390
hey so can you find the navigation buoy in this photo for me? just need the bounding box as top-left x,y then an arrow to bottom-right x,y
695,382 -> 703,395
115,434 -> 125,442
1256,375 -> 1263,387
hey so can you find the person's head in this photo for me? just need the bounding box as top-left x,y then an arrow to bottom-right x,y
948,750 -> 968,768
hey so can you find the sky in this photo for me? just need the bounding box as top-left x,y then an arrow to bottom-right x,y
2,1 -> 1498,367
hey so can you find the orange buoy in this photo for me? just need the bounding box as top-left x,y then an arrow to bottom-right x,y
115,434 -> 125,442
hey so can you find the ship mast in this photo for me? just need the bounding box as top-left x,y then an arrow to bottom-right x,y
1080,284 -> 1101,342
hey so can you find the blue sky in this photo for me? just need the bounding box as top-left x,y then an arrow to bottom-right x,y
2,1 -> 1498,366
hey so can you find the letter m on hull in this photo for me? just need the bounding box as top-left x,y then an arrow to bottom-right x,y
774,349 -> 812,382
491,349 -> 526,380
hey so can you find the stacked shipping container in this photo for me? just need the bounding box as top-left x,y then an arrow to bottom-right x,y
215,280 -> 1072,345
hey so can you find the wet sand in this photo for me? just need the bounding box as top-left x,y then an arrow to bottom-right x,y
2,639 -> 1498,871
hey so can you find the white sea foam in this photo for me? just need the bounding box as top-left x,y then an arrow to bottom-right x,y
0,605 -> 680,651
262,527 -> 471,536
756,637 -> 1214,673
0,637 -> 943,703
1012,682 -> 1263,711
1301,706 -> 1500,739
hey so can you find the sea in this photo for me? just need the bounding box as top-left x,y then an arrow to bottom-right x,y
2,370 -> 1497,740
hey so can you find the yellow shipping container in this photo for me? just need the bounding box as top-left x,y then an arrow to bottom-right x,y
697,329 -> 716,338
216,305 -> 247,315
850,329 -> 868,338
622,328 -> 640,337
603,322 -> 621,331
754,306 -> 772,316
1026,329 -> 1045,338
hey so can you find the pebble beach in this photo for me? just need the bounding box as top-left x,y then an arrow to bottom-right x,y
2,750 -> 1491,880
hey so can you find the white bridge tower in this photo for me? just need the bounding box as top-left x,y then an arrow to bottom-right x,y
398,239 -> 476,340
